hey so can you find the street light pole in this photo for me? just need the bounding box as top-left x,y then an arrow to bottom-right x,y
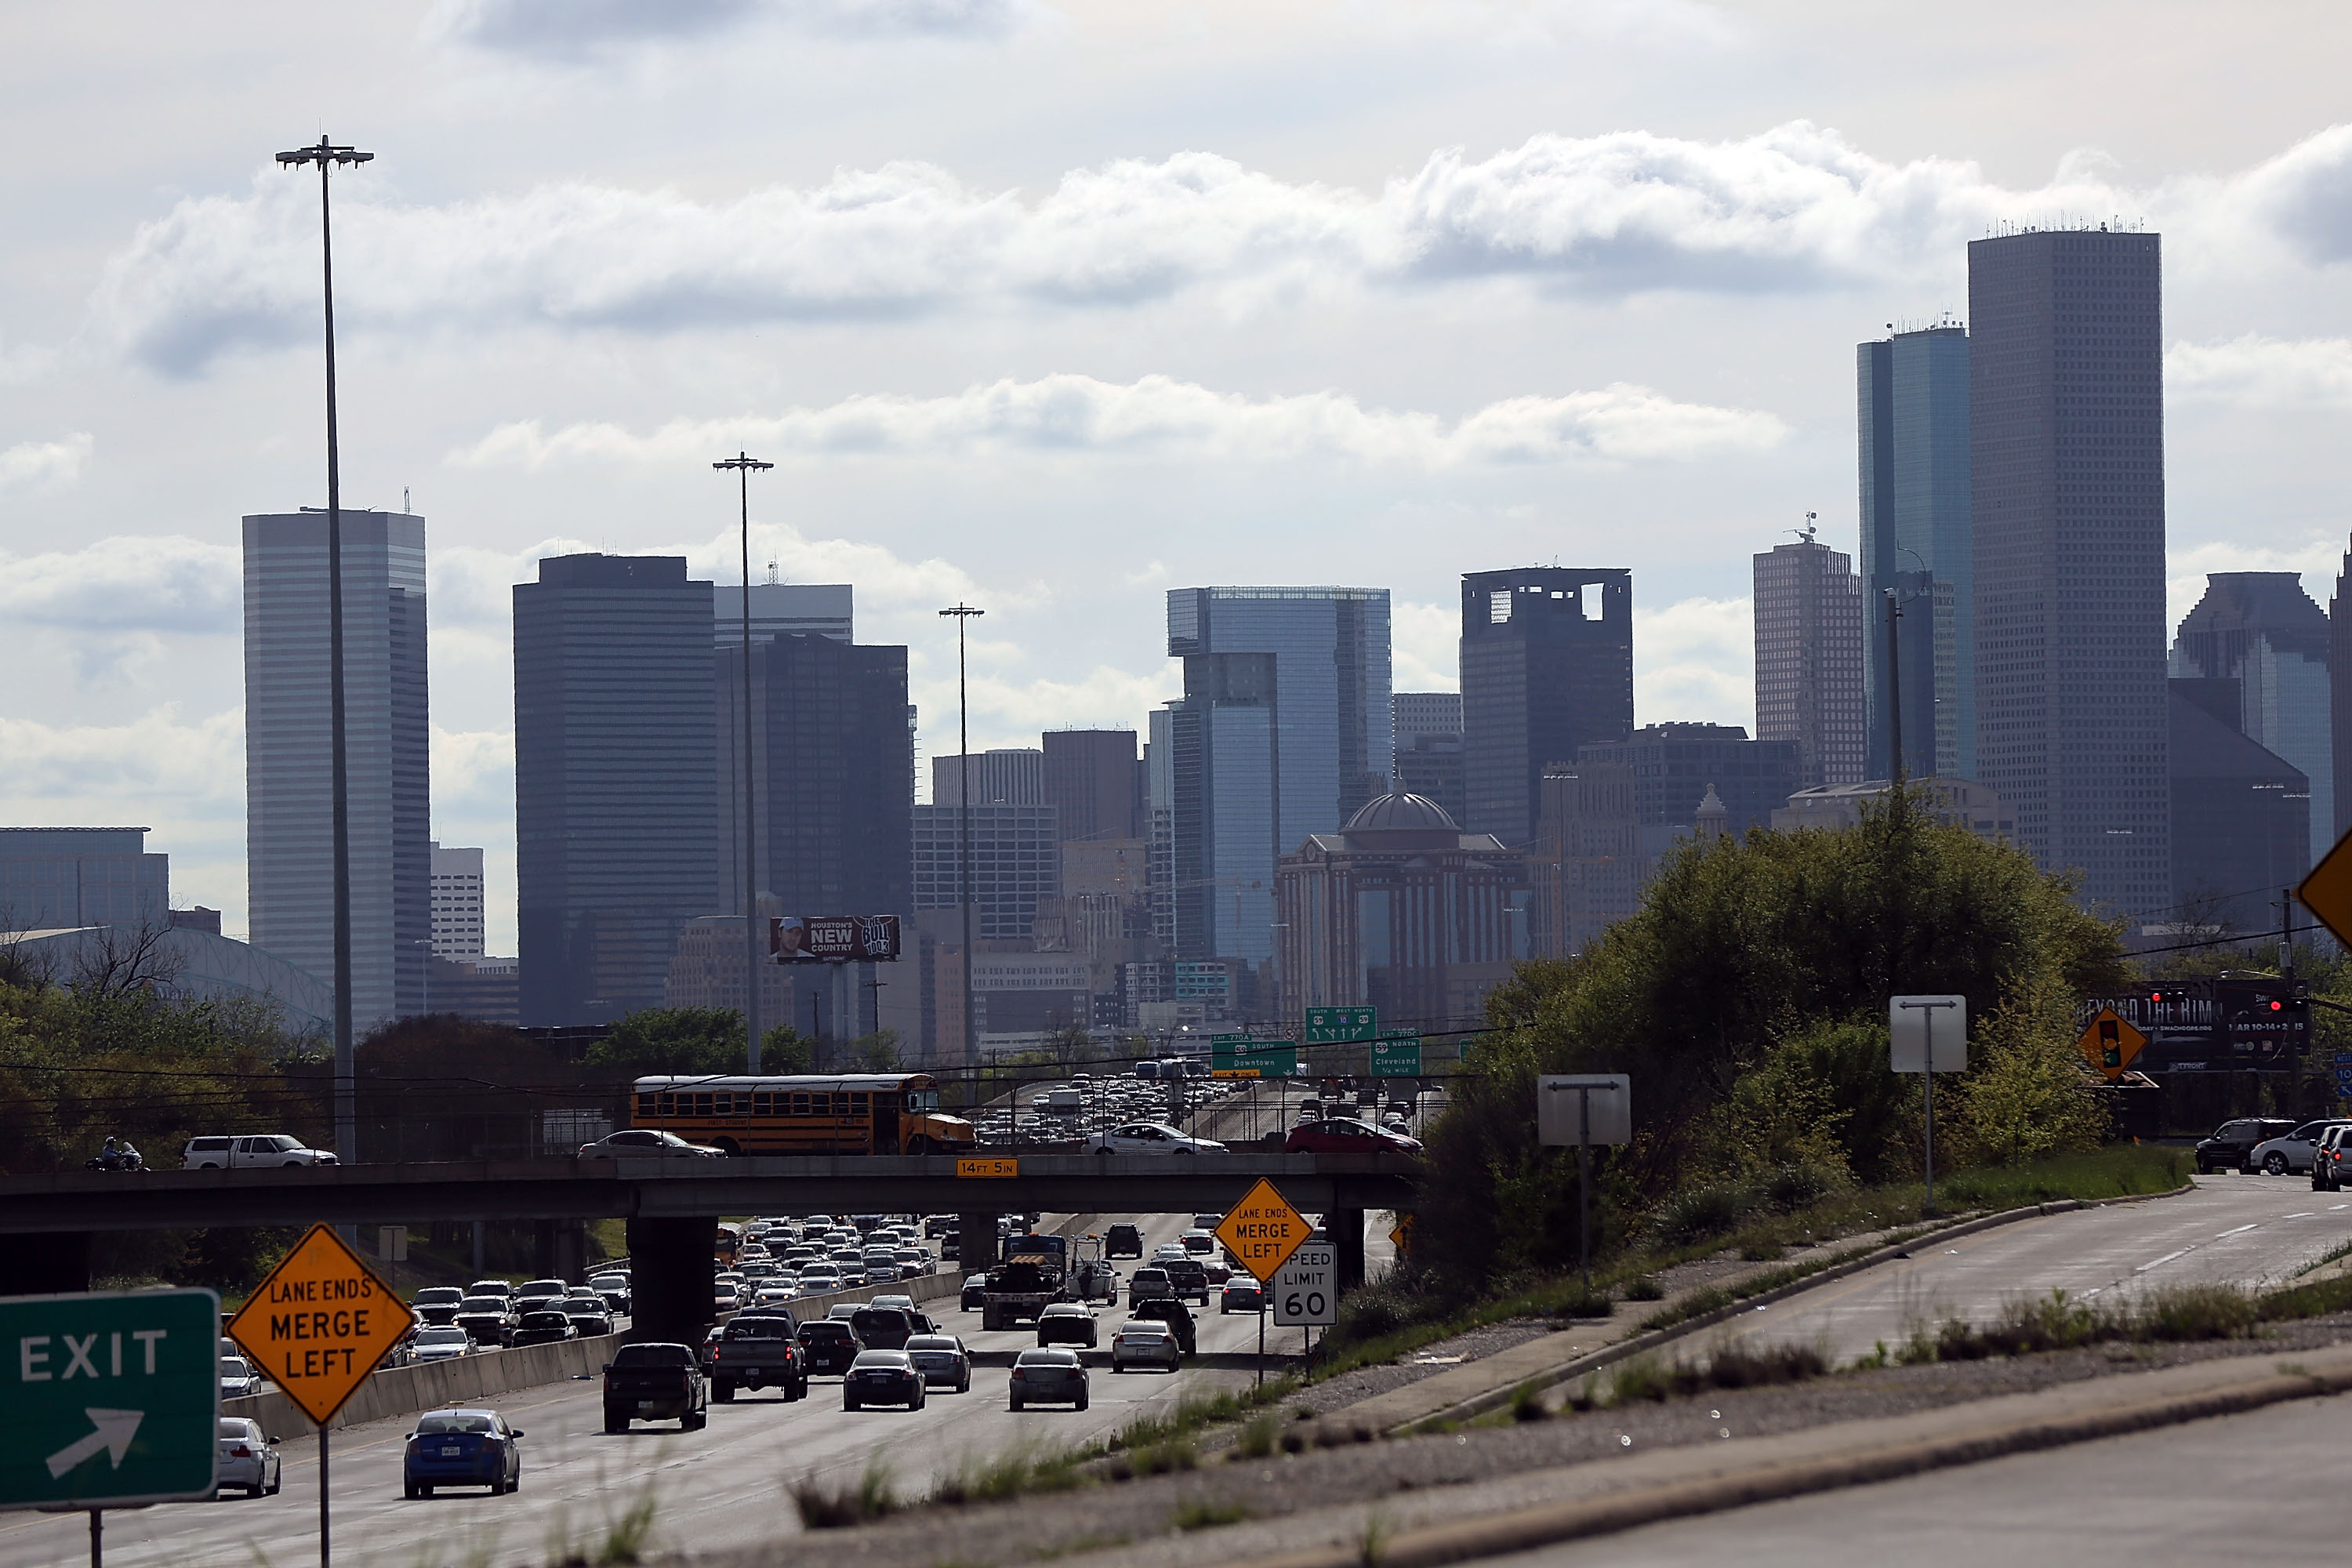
940,604 -> 984,1066
716,452 -> 774,1071
276,135 -> 373,1169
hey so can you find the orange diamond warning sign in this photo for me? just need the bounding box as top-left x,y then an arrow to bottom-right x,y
227,1223 -> 415,1426
1214,1178 -> 1312,1281
2075,1007 -> 2148,1083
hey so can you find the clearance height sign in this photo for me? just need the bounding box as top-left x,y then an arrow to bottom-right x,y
229,1225 -> 415,1426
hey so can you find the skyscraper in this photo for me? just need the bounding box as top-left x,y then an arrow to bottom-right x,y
1752,535 -> 1866,790
429,843 -> 485,960
244,509 -> 430,1028
1041,729 -> 1141,843
1391,691 -> 1466,825
1156,586 -> 1392,964
2333,539 -> 2352,843
1969,227 -> 2169,916
911,801 -> 1059,941
514,554 -> 717,1025
931,749 -> 1044,806
2170,572 -> 2331,866
716,633 -> 913,919
1858,323 -> 1973,781
713,582 -> 853,646
2169,679 -> 2308,933
1460,569 -> 1633,853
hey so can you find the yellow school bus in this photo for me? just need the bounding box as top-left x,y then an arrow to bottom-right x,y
630,1073 -> 978,1156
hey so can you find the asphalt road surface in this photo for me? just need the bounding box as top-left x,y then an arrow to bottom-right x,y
1693,1173 -> 2351,1366
0,1208 -> 1296,1568
1493,1385 -> 2352,1566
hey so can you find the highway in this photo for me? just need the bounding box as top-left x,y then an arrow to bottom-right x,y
1692,1174 -> 2351,1365
0,1207 -> 1330,1568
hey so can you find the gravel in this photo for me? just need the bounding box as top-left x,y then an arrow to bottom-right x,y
676,1310 -> 2352,1568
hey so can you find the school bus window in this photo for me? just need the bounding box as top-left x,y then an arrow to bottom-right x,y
790,1092 -> 810,1115
658,1094 -> 677,1116
851,1093 -> 869,1113
751,1091 -> 771,1116
638,1093 -> 659,1116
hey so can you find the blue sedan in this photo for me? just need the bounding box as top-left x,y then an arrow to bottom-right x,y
402,1409 -> 524,1497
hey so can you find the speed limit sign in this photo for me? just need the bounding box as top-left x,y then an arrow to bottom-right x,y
1271,1243 -> 1337,1326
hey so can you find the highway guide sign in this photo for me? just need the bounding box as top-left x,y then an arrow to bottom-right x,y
1305,1007 -> 1377,1044
1271,1243 -> 1338,1326
229,1223 -> 415,1426
0,1287 -> 220,1509
1216,1178 -> 1312,1281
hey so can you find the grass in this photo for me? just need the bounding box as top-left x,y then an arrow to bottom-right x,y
933,1438 -> 1092,1505
1566,1340 -> 1830,1410
1316,1145 -> 2190,1378
1171,1498 -> 1254,1531
1233,1412 -> 1282,1459
789,1457 -> 901,1529
1508,1380 -> 1552,1422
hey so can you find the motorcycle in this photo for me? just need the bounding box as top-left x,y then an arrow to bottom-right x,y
85,1145 -> 144,1173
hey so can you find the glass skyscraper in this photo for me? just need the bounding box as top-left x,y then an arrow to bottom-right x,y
1155,586 -> 1392,965
1459,569 -> 1634,852
2170,573 -> 2331,866
244,509 -> 430,1029
1858,323 -> 1973,782
1969,228 -> 2169,917
514,554 -> 717,1025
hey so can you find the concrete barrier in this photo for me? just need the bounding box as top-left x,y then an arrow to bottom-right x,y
223,1268 -> 964,1435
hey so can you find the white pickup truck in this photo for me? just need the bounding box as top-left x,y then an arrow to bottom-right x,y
182,1134 -> 339,1169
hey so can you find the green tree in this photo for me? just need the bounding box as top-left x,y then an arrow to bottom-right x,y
846,1030 -> 900,1072
759,1025 -> 815,1074
586,1007 -> 746,1076
1415,791 -> 2125,1287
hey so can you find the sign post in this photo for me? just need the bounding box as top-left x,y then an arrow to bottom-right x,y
1890,996 -> 1968,1218
1215,1178 -> 1312,1388
229,1224 -> 416,1568
1537,1076 -> 1631,1298
0,1287 -> 220,1567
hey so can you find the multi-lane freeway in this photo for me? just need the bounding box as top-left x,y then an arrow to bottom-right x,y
0,1206 -> 1353,1568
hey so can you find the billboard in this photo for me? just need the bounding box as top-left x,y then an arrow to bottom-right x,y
770,914 -> 902,963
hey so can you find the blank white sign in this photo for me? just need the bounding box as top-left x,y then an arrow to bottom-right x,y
1889,995 -> 1969,1073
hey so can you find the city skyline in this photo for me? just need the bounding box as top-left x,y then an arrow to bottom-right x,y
6,9 -> 2352,952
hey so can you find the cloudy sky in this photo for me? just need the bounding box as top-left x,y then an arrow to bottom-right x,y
5,0 -> 2352,954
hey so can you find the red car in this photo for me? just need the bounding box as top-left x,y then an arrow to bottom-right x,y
1284,1117 -> 1421,1155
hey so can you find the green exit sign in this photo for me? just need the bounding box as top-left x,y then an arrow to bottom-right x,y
0,1288 -> 220,1510
1370,1039 -> 1423,1076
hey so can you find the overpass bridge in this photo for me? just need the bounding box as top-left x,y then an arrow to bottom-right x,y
0,1151 -> 1419,1344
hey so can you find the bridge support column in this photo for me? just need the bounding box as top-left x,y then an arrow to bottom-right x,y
625,1215 -> 716,1346
957,1211 -> 1000,1272
1330,1208 -> 1365,1295
0,1232 -> 90,1297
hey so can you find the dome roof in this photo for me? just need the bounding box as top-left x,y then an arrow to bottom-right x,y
1344,792 -> 1461,833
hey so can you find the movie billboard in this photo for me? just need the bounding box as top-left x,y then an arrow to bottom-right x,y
769,914 -> 902,963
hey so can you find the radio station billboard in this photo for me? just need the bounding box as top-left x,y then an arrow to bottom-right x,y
770,914 -> 902,963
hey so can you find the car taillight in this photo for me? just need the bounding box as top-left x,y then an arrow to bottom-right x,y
1011,1368 -> 1027,1379
228,1445 -> 252,1458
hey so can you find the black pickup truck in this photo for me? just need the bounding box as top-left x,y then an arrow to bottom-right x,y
603,1342 -> 709,1432
710,1313 -> 807,1402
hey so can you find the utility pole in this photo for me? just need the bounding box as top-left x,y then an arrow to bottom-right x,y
276,135 -> 373,1174
715,452 -> 774,1070
939,604 -> 985,1068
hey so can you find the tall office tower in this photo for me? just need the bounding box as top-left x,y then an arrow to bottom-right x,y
1858,324 -> 1973,781
2333,539 -> 2352,842
1969,228 -> 2169,916
713,583 -> 853,646
1156,586 -> 1393,964
2169,679 -> 2308,932
931,749 -> 1044,806
429,843 -> 485,960
2170,573 -> 2331,866
1393,692 -> 1464,750
911,801 -> 1059,940
1461,570 -> 1633,854
244,509 -> 430,1028
514,554 -> 717,1025
1575,723 -> 1799,863
0,828 -> 169,930
1752,535 -> 1867,789
715,633 -> 912,920
1041,729 -> 1142,842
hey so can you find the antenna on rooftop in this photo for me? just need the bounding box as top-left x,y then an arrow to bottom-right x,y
1794,511 -> 1818,545
766,555 -> 779,586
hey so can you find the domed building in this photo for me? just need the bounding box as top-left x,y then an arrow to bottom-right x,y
1275,791 -> 1531,1038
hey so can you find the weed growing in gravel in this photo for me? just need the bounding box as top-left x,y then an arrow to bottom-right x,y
1234,1413 -> 1281,1458
1899,1283 -> 2266,1363
1570,1341 -> 1828,1408
1171,1497 -> 1254,1531
934,1438 -> 1091,1505
789,1457 -> 899,1529
1508,1380 -> 1552,1422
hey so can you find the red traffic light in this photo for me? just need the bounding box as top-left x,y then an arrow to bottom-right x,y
2271,1000 -> 2285,1012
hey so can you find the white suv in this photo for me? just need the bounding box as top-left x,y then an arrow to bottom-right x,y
183,1134 -> 339,1170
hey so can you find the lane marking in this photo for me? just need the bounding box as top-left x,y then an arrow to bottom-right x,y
2217,1224 -> 2259,1237
2136,1248 -> 2192,1273
2283,1213 -> 2319,1219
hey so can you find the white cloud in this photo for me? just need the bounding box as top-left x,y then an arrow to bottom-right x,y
2169,333 -> 2352,408
1391,601 -> 1458,691
91,121 -> 2209,374
0,433 -> 93,492
0,534 -> 237,633
451,374 -> 1784,471
1635,594 -> 1751,728
1341,0 -> 1742,53
423,0 -> 1029,57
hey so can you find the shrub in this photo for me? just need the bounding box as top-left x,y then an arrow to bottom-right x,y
1647,1181 -> 1755,1248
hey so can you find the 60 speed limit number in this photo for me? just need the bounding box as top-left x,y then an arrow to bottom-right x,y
1271,1243 -> 1336,1327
